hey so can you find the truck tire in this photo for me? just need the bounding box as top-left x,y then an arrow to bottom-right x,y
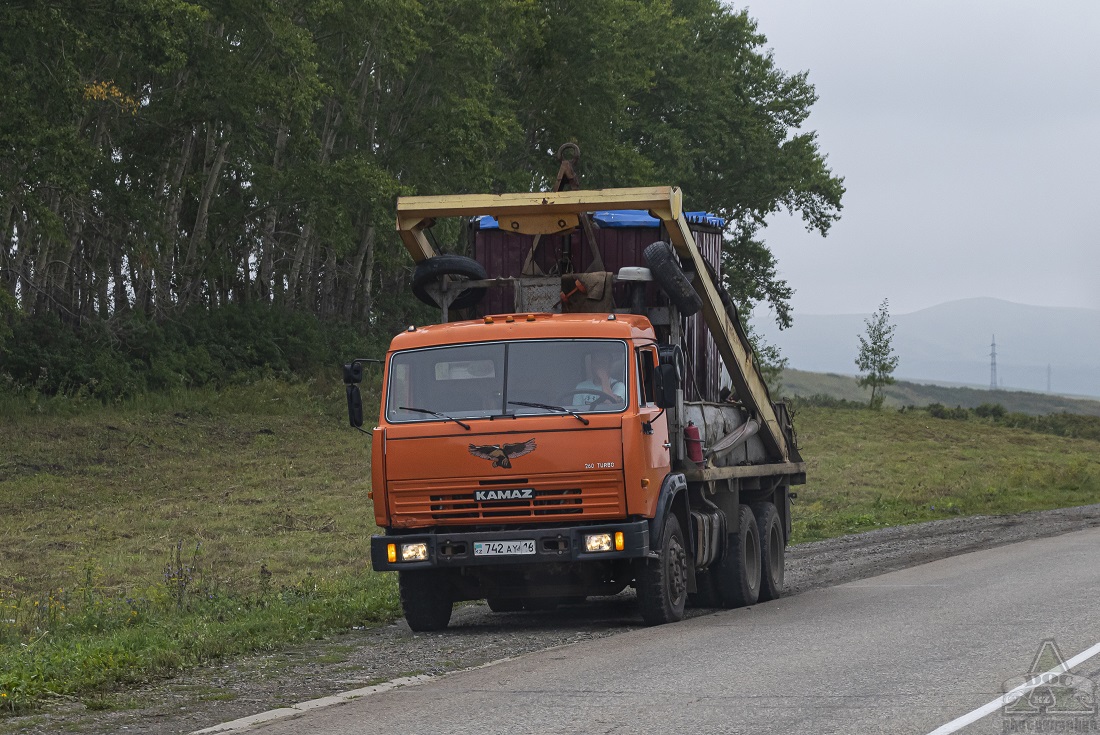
399,570 -> 454,631
712,505 -> 761,608
752,501 -> 785,601
637,513 -> 689,624
643,241 -> 702,317
411,255 -> 488,310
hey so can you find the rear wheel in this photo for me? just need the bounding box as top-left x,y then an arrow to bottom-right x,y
399,570 -> 454,631
637,514 -> 689,625
712,505 -> 761,608
752,502 -> 785,601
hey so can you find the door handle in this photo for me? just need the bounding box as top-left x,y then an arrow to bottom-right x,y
662,442 -> 671,449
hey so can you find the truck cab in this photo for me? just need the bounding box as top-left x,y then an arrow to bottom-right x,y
367,313 -> 678,629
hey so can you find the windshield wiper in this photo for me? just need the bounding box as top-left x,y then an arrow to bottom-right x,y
507,401 -> 590,426
398,406 -> 471,430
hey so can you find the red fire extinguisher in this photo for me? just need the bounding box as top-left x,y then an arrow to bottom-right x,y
684,421 -> 704,464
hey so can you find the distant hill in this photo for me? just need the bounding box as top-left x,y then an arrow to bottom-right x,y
754,297 -> 1100,398
779,368 -> 1100,417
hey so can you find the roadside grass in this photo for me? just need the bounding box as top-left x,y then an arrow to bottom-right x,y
1,386 -> 1099,713
791,406 -> 1100,542
0,377 -> 397,714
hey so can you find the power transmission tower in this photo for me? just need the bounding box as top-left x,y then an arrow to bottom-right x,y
990,335 -> 998,390
1047,364 -> 1052,393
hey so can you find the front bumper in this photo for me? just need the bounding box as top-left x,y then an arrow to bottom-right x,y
370,520 -> 650,571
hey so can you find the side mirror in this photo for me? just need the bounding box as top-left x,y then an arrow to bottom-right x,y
653,364 -> 679,409
346,384 -> 364,428
343,361 -> 364,384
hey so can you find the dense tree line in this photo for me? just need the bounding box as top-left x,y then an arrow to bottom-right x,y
0,0 -> 842,396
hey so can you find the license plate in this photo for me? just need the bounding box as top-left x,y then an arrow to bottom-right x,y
473,540 -> 536,557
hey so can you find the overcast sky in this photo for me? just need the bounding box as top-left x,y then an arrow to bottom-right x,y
744,0 -> 1100,320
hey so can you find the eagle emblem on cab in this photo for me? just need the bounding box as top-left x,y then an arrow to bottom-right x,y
468,438 -> 537,469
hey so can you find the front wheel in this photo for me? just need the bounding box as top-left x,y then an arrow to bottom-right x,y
399,570 -> 454,631
637,514 -> 689,625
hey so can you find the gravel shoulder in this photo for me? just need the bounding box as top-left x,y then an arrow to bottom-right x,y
5,503 -> 1100,735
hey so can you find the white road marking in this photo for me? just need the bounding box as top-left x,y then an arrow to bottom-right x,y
189,675 -> 434,734
190,651 -> 529,734
926,640 -> 1100,735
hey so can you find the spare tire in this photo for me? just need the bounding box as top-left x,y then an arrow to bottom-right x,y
411,255 -> 488,310
643,241 -> 702,317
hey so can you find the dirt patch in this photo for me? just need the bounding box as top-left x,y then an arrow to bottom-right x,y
6,503 -> 1100,735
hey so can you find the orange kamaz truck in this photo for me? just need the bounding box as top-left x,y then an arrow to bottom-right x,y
345,165 -> 804,631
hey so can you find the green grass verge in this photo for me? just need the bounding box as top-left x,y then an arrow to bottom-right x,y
2,386 -> 1099,713
0,378 -> 396,713
791,406 -> 1100,542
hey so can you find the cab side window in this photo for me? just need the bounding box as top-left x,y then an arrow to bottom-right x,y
637,347 -> 657,406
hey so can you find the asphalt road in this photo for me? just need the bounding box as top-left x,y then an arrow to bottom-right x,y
224,527 -> 1100,735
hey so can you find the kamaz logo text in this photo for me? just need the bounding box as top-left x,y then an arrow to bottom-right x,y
474,488 -> 535,502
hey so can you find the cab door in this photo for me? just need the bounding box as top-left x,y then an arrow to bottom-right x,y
624,345 -> 671,517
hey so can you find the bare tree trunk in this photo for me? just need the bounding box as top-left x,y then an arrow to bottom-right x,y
32,190 -> 62,316
158,127 -> 197,314
0,198 -> 16,297
286,221 -> 312,307
258,119 -> 289,303
342,224 -> 374,320
320,246 -> 337,316
302,238 -> 318,310
96,243 -> 110,319
130,255 -> 151,312
12,213 -> 33,309
112,250 -> 128,313
182,123 -> 232,304
56,196 -> 86,317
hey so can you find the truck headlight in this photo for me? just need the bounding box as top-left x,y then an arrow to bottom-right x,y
584,533 -> 612,552
401,542 -> 429,562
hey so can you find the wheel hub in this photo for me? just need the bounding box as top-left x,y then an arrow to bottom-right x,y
668,536 -> 687,605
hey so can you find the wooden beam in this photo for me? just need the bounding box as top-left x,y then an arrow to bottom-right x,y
663,214 -> 790,460
397,187 -> 681,220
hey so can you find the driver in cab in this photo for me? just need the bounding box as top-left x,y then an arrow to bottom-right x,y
573,347 -> 627,408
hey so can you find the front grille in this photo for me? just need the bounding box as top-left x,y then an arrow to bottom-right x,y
388,472 -> 625,525
430,487 -> 583,519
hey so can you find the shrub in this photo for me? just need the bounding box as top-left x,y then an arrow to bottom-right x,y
926,403 -> 969,420
790,394 -> 866,410
974,403 -> 1006,419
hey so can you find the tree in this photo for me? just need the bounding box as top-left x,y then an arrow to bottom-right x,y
1,0 -> 845,398
856,299 -> 899,409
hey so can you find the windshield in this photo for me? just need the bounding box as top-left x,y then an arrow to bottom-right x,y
385,339 -> 629,423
